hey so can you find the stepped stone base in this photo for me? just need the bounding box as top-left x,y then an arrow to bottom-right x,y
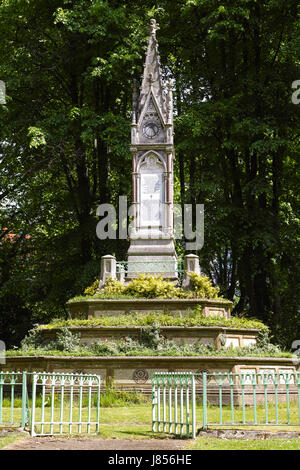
67,298 -> 233,319
39,325 -> 260,349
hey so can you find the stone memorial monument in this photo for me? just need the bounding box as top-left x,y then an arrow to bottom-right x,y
126,18 -> 178,280
99,18 -> 201,285
6,20 -> 298,401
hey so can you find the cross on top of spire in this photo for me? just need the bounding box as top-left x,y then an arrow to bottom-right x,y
148,18 -> 160,35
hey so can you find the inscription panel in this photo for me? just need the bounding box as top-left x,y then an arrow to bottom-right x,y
140,173 -> 163,226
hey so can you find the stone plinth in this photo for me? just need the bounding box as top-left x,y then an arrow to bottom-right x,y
67,298 -> 233,319
38,325 -> 260,349
99,255 -> 116,288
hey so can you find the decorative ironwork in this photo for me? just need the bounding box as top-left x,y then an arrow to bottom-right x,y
73,369 -> 86,375
152,371 -> 300,433
195,369 -> 209,384
152,372 -> 196,438
133,368 -> 149,384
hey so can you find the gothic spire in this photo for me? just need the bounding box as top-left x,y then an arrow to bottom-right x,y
138,19 -> 166,121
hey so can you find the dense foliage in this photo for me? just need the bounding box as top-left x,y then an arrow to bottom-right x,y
78,273 -> 225,299
0,1 -> 299,348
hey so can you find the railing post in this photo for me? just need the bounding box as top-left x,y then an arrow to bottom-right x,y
191,374 -> 196,438
21,371 -> 27,429
168,376 -> 172,433
96,375 -> 101,434
202,372 -> 207,430
185,377 -> 190,437
152,377 -> 157,432
31,372 -> 37,436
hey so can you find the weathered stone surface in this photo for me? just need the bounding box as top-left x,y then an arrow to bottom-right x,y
182,255 -> 201,289
67,297 -> 233,319
99,255 -> 116,289
127,20 -> 177,279
39,325 -> 259,349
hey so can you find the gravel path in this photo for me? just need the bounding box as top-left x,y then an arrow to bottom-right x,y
3,436 -> 186,450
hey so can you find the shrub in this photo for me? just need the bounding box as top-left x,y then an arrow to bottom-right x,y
49,327 -> 81,352
102,278 -> 126,296
89,339 -> 123,356
84,279 -> 99,296
99,380 -> 148,407
20,328 -> 48,350
187,272 -> 220,298
21,326 -> 81,352
82,273 -> 224,300
124,274 -> 184,299
140,323 -> 164,349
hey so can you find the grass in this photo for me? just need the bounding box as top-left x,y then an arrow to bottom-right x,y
2,402 -> 299,430
39,312 -> 268,331
0,431 -> 27,449
69,294 -> 136,301
1,402 -> 300,450
1,426 -> 299,450
187,436 -> 300,450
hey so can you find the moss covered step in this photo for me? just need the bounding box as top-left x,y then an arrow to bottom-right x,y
39,325 -> 259,349
67,298 -> 233,319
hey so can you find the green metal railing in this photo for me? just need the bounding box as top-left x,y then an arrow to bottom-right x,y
0,371 -> 30,428
151,371 -> 300,438
152,372 -> 196,438
0,371 -> 101,436
201,371 -> 300,429
117,259 -> 184,280
31,372 -> 101,437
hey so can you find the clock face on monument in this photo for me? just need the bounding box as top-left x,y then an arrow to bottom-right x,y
142,121 -> 160,139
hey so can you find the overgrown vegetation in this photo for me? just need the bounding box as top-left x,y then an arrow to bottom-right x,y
100,380 -> 148,407
39,311 -> 269,331
14,322 -> 292,358
187,272 -> 220,299
76,273 -> 226,301
21,326 -> 81,352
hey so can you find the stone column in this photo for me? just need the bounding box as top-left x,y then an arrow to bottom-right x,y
132,152 -> 137,231
99,254 -> 116,289
182,254 -> 201,289
167,152 -> 173,231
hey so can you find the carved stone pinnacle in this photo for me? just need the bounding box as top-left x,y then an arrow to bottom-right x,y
148,18 -> 160,35
167,78 -> 174,89
148,73 -> 155,85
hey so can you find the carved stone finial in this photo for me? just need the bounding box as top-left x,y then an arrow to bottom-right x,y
166,78 -> 173,125
132,79 -> 139,108
167,78 -> 174,89
147,73 -> 155,85
148,18 -> 160,35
